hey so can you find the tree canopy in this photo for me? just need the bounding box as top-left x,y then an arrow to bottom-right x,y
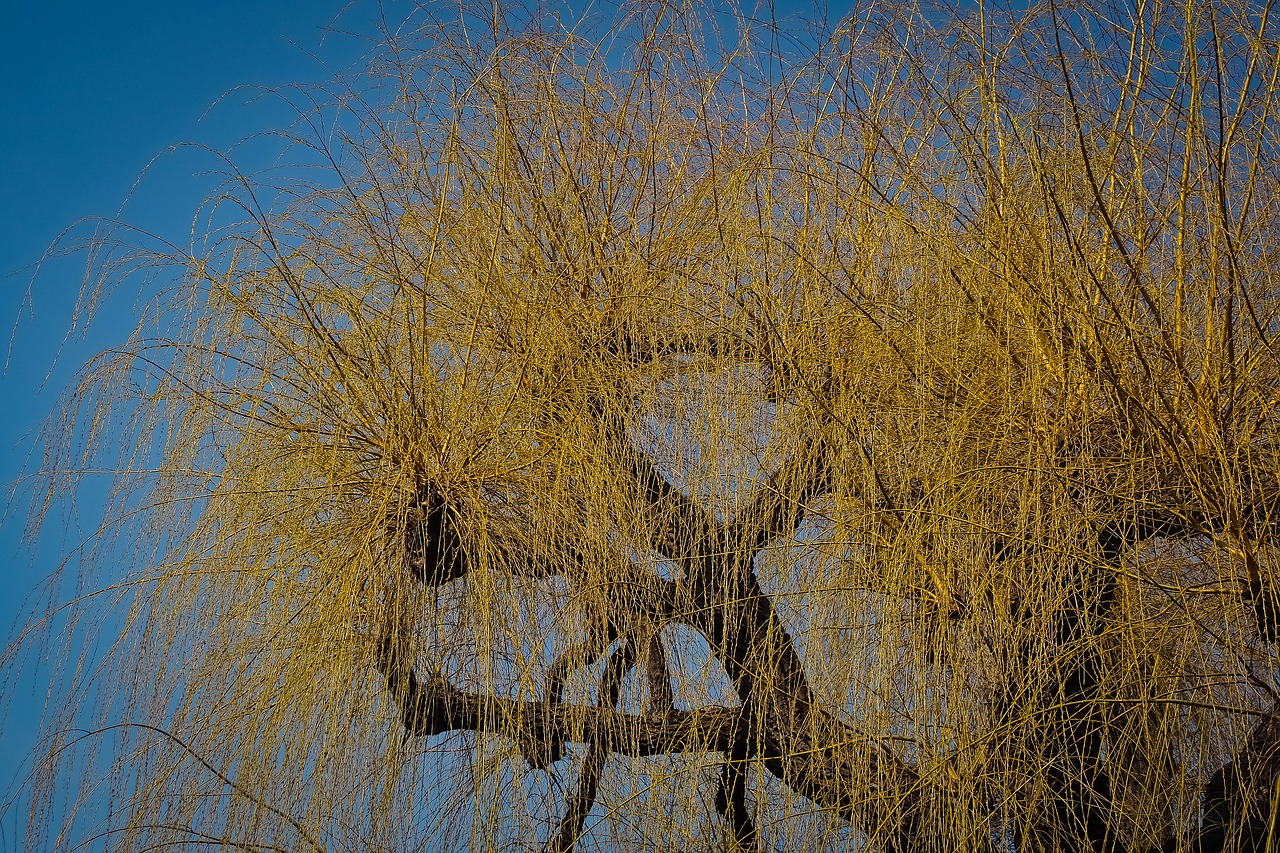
8,1 -> 1280,850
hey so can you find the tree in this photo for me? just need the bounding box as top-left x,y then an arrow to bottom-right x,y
8,0 -> 1280,850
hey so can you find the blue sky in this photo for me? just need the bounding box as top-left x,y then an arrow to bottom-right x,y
0,2 -> 374,844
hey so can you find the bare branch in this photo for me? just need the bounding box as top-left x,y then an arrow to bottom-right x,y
375,655 -> 737,759
395,480 -> 469,587
546,638 -> 637,853
716,717 -> 759,852
644,632 -> 674,715
1164,712 -> 1280,853
730,437 -> 833,555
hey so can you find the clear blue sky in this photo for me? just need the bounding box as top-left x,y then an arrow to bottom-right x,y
0,2 -> 375,845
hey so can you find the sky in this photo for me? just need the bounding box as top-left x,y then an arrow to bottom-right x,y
0,2 -> 375,845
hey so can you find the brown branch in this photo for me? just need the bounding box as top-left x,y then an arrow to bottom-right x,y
538,557 -> 680,769
729,437 -> 832,556
547,638 -> 637,853
376,637 -> 926,846
605,406 -> 931,847
375,652 -> 737,758
539,623 -> 625,771
599,406 -> 718,563
716,715 -> 759,852
997,529 -> 1128,852
1159,711 -> 1280,853
376,536 -> 926,848
1244,574 -> 1280,644
394,480 -> 468,587
644,632 -> 674,715
669,550 -> 929,850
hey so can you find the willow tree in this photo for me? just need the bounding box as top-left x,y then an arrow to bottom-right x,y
9,0 -> 1280,850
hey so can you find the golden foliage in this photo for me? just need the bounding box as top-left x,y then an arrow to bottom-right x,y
8,1 -> 1280,851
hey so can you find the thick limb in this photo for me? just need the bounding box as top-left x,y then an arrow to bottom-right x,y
605,406 -> 932,849
992,529 -> 1125,853
1159,712 -> 1280,853
716,718 -> 759,852
535,621 -> 623,770
546,638 -> 637,853
374,637 -> 738,757
644,632 -> 674,715
396,481 -> 468,587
